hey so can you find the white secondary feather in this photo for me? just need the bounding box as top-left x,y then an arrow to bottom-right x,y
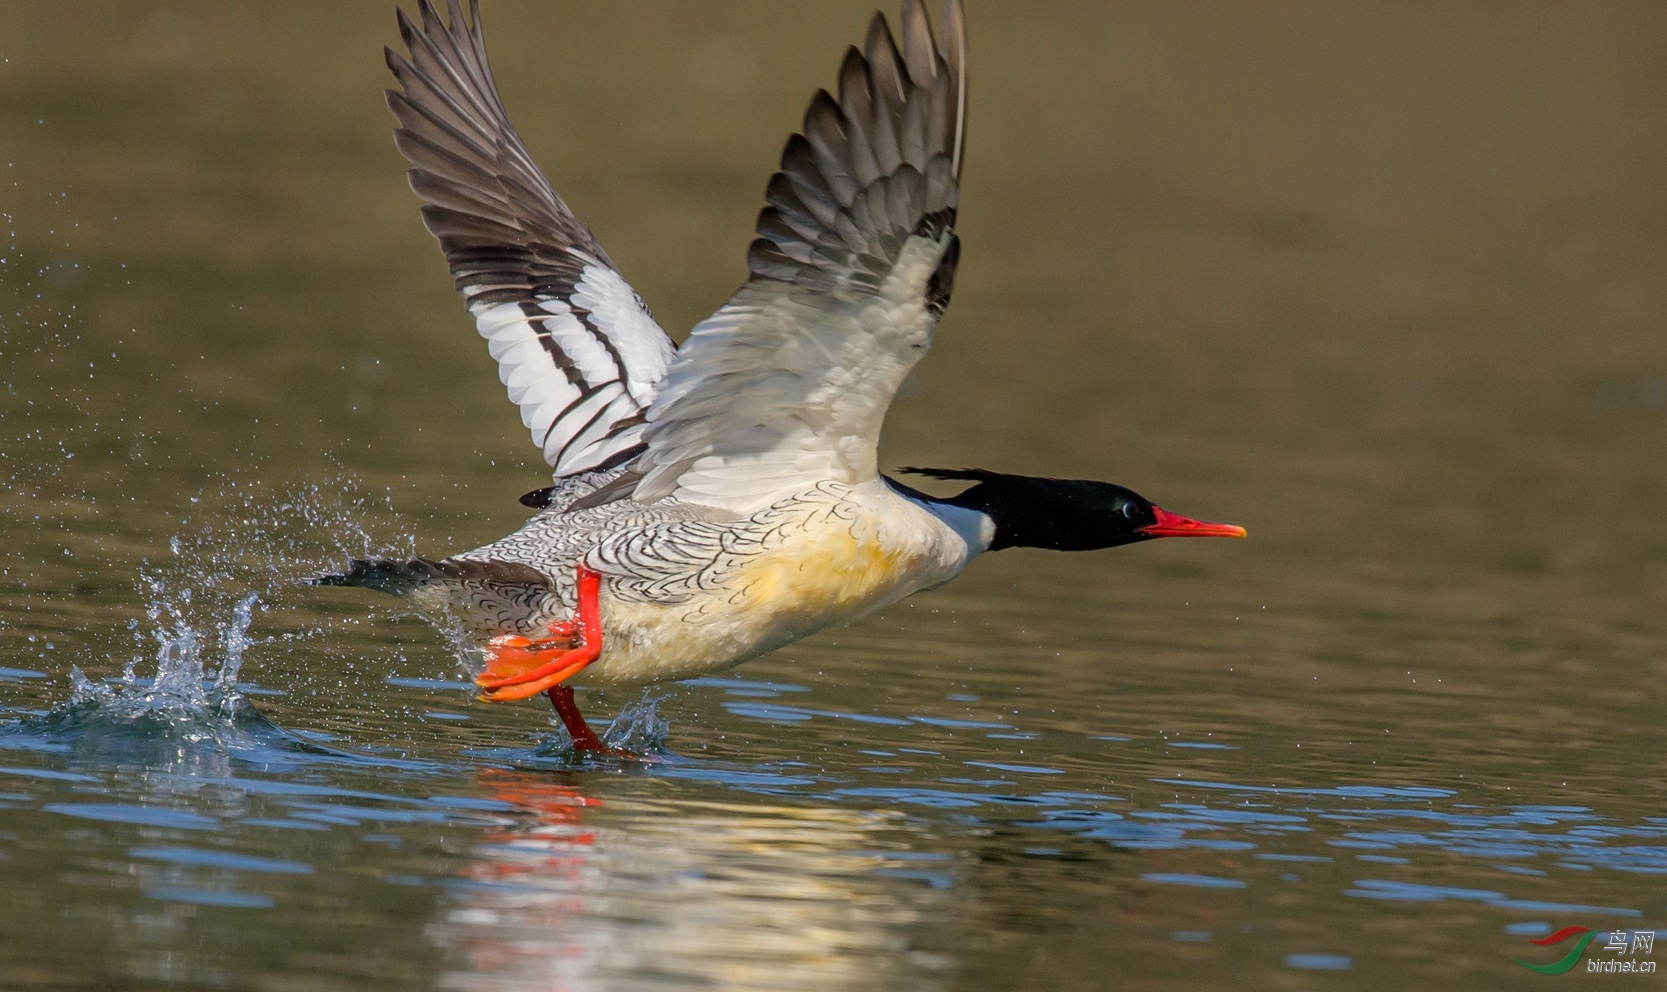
569,260 -> 670,407
465,258 -> 673,473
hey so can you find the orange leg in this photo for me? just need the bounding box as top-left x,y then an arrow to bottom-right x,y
547,684 -> 609,753
476,565 -> 603,703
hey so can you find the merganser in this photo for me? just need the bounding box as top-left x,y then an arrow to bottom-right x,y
319,0 -> 1246,753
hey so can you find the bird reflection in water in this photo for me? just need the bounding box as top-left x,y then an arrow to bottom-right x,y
430,769 -> 953,991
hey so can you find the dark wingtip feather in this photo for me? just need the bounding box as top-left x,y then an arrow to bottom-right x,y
899,0 -> 936,87
395,6 -> 421,50
416,0 -> 443,34
739,0 -> 967,295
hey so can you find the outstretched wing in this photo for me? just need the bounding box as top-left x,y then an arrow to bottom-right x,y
386,0 -> 675,476
625,0 -> 967,511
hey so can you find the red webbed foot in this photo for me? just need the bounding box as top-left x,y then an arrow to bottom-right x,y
476,565 -> 603,703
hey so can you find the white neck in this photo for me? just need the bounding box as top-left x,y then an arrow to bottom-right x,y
899,489 -> 995,559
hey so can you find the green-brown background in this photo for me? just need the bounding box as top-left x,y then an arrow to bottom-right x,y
1,3 -> 1665,989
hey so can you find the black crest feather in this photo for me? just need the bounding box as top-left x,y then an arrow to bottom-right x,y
900,466 -> 1002,482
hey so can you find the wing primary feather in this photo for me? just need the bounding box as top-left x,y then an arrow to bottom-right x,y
863,14 -> 907,174
802,91 -> 860,207
837,48 -> 883,186
943,0 -> 967,177
386,1 -> 674,477
628,1 -> 970,511
900,0 -> 937,87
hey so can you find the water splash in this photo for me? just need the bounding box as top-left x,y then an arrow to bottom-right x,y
217,592 -> 258,695
6,590 -> 287,772
602,690 -> 672,755
120,471 -> 418,692
490,690 -> 674,767
68,591 -> 261,727
138,472 -> 414,621
0,472 -> 420,769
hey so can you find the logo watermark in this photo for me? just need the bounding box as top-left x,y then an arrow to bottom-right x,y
1513,926 -> 1656,976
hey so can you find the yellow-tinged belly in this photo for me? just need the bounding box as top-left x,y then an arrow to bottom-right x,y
730,524 -> 915,624
577,495 -> 959,685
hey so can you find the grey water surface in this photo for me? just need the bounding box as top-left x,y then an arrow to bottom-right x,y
2,3 -> 1666,989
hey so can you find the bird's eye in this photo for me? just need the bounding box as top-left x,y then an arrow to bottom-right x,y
1121,501 -> 1140,520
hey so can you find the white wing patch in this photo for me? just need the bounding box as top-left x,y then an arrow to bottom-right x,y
470,256 -> 672,474
570,260 -> 668,407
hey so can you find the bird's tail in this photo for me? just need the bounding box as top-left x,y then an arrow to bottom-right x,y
313,557 -> 459,596
313,557 -> 559,639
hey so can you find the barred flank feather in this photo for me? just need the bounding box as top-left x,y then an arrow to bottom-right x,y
314,557 -> 559,638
